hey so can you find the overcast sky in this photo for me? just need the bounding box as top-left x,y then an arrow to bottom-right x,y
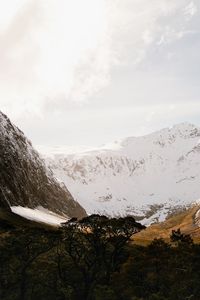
0,0 -> 200,148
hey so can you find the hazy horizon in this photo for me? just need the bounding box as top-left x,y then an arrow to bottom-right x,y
33,121 -> 200,154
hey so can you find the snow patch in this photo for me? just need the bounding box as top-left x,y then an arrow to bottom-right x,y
11,206 -> 68,226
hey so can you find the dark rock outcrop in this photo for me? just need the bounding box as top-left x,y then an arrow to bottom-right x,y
0,111 -> 86,219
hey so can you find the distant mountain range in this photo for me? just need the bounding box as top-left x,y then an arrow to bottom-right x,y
41,122 -> 200,225
0,111 -> 86,224
1,110 -> 200,227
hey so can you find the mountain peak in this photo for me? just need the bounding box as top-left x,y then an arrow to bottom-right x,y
165,122 -> 200,140
149,122 -> 199,139
43,120 -> 200,224
119,122 -> 200,153
171,122 -> 199,132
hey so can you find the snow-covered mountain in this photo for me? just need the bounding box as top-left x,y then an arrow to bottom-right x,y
0,111 -> 86,222
41,123 -> 200,225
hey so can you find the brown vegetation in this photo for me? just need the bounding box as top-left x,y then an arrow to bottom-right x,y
133,205 -> 200,245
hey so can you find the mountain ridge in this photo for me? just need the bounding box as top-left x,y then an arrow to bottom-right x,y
41,122 -> 200,224
0,111 -> 87,221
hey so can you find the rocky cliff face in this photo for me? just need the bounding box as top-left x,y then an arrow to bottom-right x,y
0,111 -> 86,220
42,123 -> 200,225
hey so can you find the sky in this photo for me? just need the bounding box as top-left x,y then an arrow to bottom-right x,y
0,0 -> 200,148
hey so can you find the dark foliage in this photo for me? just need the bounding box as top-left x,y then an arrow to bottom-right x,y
0,220 -> 200,300
0,215 -> 143,300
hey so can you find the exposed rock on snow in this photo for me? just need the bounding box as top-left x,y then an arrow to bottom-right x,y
41,123 -> 200,224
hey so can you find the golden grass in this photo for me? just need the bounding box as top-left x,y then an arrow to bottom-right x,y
133,205 -> 200,246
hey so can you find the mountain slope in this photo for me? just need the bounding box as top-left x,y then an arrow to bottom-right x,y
133,205 -> 200,245
0,111 -> 86,221
42,123 -> 200,224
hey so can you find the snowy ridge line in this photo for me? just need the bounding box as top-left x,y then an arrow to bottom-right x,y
40,122 -> 200,225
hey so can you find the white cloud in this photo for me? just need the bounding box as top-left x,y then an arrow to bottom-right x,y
0,0 -> 110,113
0,0 -> 197,116
184,1 -> 198,19
0,0 -> 199,147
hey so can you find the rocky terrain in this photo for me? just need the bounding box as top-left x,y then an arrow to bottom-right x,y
0,111 -> 86,221
41,123 -> 200,224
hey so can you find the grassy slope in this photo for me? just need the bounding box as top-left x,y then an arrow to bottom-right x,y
133,205 -> 200,245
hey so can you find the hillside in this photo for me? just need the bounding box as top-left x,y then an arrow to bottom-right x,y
133,205 -> 200,245
0,111 -> 86,222
41,122 -> 200,224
